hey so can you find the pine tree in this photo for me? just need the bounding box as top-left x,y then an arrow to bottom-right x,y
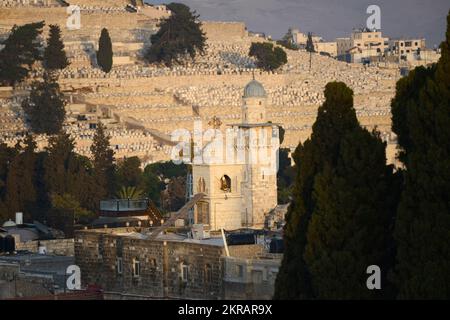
22,73 -> 66,135
249,42 -> 287,71
43,24 -> 70,71
274,82 -> 360,299
0,21 -> 44,86
145,3 -> 206,66
392,11 -> 450,299
90,122 -> 116,199
97,28 -> 113,73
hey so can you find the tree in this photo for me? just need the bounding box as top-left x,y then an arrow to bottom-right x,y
97,28 -> 113,73
391,10 -> 450,299
249,42 -> 287,72
22,73 -> 66,135
145,3 -> 206,66
116,186 -> 145,200
48,193 -> 95,237
4,135 -> 38,222
306,32 -> 315,71
44,132 -> 101,217
90,123 -> 116,198
116,156 -> 143,190
275,82 -> 362,299
43,24 -> 69,71
0,21 -> 44,86
304,126 -> 398,299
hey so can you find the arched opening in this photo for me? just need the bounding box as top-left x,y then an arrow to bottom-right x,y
220,175 -> 231,192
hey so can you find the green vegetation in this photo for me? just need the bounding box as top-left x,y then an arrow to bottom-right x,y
391,10 -> 450,299
249,42 -> 287,71
97,28 -> 113,73
275,11 -> 450,300
43,24 -> 69,71
145,3 -> 206,66
0,21 -> 44,86
274,82 -> 399,299
22,73 -> 66,135
0,131 -> 189,234
306,32 -> 315,71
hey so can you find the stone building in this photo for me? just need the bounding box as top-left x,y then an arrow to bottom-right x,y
337,28 -> 389,62
75,228 -> 225,299
74,227 -> 281,300
192,80 -> 279,231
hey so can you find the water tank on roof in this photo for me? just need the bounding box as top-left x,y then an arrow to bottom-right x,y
226,232 -> 256,246
2,219 -> 16,227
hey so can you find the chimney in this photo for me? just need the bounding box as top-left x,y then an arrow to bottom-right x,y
15,212 -> 23,225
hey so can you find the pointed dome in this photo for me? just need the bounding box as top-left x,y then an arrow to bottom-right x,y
243,80 -> 267,98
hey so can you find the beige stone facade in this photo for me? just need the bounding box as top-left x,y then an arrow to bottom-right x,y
192,80 -> 278,231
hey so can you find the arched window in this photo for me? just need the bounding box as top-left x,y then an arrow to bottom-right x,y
220,175 -> 231,192
197,177 -> 206,193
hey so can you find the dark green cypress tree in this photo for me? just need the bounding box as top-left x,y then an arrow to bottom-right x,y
274,82 -> 360,299
97,28 -> 113,73
4,135 -> 38,221
43,24 -> 70,71
22,73 -> 66,135
392,11 -> 450,299
0,21 -> 44,86
306,32 -> 315,71
304,126 -> 397,299
90,122 -> 116,199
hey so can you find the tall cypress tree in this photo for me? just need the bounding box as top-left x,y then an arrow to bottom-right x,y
43,24 -> 69,71
306,32 -> 315,71
304,125 -> 397,299
4,135 -> 38,222
22,73 -> 66,135
97,28 -> 113,73
274,82 -> 360,299
90,122 -> 116,199
392,11 -> 450,299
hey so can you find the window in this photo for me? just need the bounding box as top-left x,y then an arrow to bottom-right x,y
220,175 -> 231,192
181,264 -> 189,282
133,258 -> 140,277
251,270 -> 263,284
205,264 -> 213,283
236,265 -> 244,278
197,177 -> 206,193
116,257 -> 123,275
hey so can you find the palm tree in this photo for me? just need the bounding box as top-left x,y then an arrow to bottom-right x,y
116,186 -> 144,200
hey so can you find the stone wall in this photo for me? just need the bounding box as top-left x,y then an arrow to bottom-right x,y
202,21 -> 247,42
0,263 -> 54,299
75,229 -> 225,299
15,239 -> 75,256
